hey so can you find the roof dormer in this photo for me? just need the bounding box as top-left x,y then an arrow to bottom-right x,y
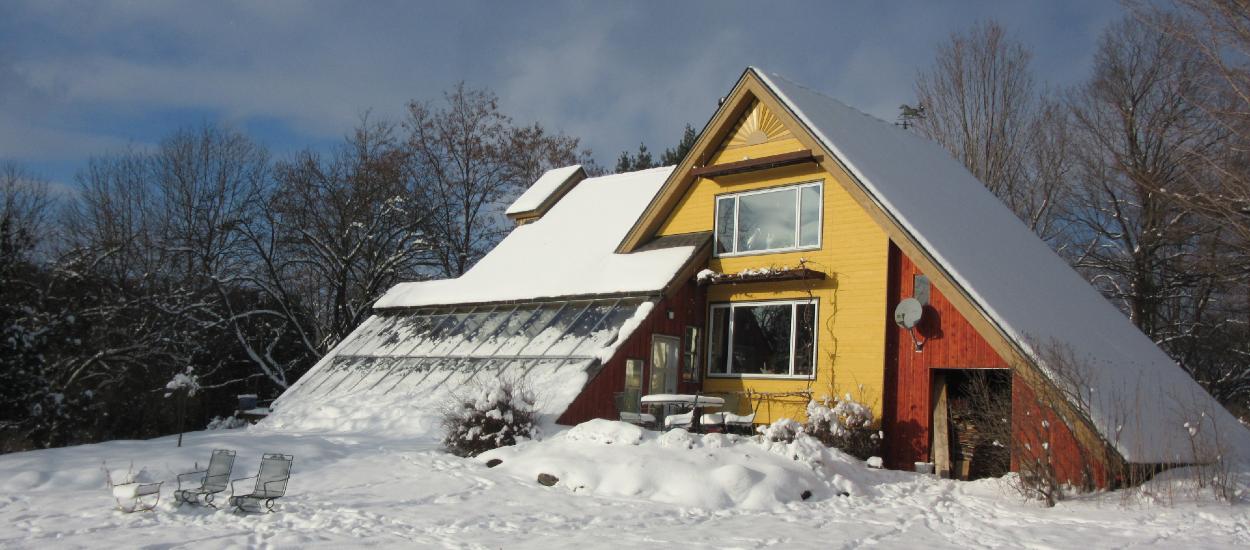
506,165 -> 587,225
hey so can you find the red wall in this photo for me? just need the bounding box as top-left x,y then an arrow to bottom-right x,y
883,243 -> 1106,485
883,244 -> 1010,469
557,280 -> 705,425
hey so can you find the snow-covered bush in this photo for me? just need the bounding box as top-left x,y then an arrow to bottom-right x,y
206,415 -> 248,430
442,378 -> 537,457
163,367 -> 200,398
758,418 -> 803,443
804,394 -> 881,460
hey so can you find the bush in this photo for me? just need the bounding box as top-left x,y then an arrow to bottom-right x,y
758,418 -> 803,443
803,394 -> 881,460
442,378 -> 537,457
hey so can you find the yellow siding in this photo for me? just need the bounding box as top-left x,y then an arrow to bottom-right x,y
709,137 -> 806,165
657,160 -> 890,425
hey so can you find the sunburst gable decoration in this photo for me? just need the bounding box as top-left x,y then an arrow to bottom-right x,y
725,100 -> 793,148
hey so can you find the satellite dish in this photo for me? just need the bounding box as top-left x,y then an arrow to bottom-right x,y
894,298 -> 924,329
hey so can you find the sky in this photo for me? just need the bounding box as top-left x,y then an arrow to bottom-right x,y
0,0 -> 1126,190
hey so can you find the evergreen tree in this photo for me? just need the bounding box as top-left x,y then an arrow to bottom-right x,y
660,124 -> 698,166
615,123 -> 699,173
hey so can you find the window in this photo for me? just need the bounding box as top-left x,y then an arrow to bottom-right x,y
682,326 -> 700,382
714,182 -> 822,256
707,300 -> 817,377
625,359 -> 643,391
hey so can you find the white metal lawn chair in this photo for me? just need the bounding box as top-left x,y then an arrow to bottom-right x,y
174,449 -> 237,507
228,453 -> 293,513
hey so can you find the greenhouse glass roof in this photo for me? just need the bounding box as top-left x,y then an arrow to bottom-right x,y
269,297 -> 654,433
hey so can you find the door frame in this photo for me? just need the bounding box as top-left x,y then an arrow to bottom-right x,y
649,334 -> 682,394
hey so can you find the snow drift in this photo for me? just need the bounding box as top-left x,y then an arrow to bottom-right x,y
478,419 -> 865,510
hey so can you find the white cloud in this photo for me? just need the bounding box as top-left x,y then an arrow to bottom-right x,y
1,0 -> 1125,174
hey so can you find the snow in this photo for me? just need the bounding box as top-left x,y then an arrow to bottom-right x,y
3,424 -> 1250,548
505,164 -> 584,216
164,367 -> 200,397
481,421 -> 856,509
265,357 -> 591,436
640,394 -> 725,405
756,67 -> 1250,464
271,298 -> 657,434
376,166 -> 695,308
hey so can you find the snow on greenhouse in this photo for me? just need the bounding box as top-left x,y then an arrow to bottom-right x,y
268,298 -> 656,434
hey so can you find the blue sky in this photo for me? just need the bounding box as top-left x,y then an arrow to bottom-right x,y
1,1 -> 1124,189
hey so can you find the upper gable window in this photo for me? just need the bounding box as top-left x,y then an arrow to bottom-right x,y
714,182 -> 822,256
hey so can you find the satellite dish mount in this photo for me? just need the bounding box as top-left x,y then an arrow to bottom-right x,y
893,298 -> 926,352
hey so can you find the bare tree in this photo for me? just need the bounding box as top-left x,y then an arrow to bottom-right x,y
257,118 -> 435,355
1104,1 -> 1250,413
915,21 -> 1035,199
1133,1 -> 1250,242
406,83 -> 592,277
1064,14 -> 1250,411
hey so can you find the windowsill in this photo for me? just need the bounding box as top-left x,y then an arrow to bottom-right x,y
706,373 -> 816,381
713,244 -> 821,259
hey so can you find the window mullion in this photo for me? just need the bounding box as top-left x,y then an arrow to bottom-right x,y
793,188 -> 801,248
732,196 -> 740,255
725,302 -> 730,375
789,303 -> 798,376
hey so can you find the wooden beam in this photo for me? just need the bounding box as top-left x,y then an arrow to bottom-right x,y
689,150 -> 817,179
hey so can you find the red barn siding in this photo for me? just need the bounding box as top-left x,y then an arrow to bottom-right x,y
883,243 -> 1107,486
883,244 -> 1010,469
557,280 -> 705,425
1012,377 -> 1109,488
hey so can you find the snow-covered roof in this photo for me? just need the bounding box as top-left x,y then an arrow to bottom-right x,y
505,164 -> 585,218
755,68 -> 1249,463
375,166 -> 698,308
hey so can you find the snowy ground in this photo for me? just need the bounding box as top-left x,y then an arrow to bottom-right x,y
2,424 -> 1249,549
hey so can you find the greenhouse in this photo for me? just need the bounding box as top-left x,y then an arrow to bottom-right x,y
274,298 -> 656,426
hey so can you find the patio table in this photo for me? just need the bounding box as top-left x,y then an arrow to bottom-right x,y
640,394 -> 725,431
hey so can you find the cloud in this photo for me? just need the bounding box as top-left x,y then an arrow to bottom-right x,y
0,0 -> 1126,179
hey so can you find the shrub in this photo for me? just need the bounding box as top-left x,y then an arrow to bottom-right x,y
758,418 -> 803,443
442,378 -> 537,457
804,394 -> 881,460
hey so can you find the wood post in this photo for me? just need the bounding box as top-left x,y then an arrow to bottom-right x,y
932,373 -> 951,478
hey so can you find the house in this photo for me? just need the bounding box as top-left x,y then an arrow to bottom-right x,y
272,67 -> 1248,486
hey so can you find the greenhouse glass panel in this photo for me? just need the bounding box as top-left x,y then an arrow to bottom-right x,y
519,302 -> 590,356
494,303 -> 564,355
544,300 -> 617,357
333,316 -> 388,356
450,305 -> 519,356
428,306 -> 495,356
469,305 -> 537,356
369,310 -> 436,356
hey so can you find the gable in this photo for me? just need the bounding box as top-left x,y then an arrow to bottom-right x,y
707,100 -> 803,165
623,67 -> 1250,464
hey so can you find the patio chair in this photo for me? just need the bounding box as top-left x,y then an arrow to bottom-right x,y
227,453 -> 294,513
664,410 -> 694,429
174,449 -> 236,507
700,411 -> 757,434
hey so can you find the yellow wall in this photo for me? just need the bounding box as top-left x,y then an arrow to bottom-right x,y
657,149 -> 891,424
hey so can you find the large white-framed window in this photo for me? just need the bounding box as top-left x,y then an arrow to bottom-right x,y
714,181 -> 822,256
706,299 -> 818,378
